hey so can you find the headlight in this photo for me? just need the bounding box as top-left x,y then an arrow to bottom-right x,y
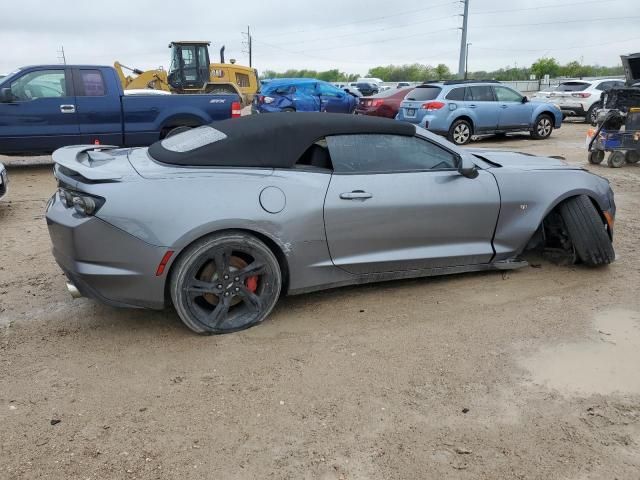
58,187 -> 103,216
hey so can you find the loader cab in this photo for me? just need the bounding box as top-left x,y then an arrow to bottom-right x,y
167,41 -> 211,92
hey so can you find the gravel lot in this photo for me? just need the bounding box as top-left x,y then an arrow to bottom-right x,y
1,121 -> 639,479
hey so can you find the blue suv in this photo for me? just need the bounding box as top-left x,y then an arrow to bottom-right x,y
253,78 -> 357,114
396,80 -> 562,145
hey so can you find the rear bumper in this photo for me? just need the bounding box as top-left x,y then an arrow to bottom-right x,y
46,192 -> 171,310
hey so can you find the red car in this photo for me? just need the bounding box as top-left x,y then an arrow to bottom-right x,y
355,87 -> 413,118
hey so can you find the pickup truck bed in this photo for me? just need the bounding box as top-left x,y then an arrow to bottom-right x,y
0,65 -> 240,155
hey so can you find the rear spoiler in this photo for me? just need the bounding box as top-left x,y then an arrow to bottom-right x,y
52,145 -> 132,181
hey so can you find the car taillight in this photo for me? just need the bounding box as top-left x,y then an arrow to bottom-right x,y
421,101 -> 445,111
257,95 -> 265,104
372,99 -> 384,107
58,187 -> 104,216
231,101 -> 242,118
572,92 -> 591,98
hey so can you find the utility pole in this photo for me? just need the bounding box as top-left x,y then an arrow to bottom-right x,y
242,26 -> 253,67
464,43 -> 471,79
457,0 -> 469,79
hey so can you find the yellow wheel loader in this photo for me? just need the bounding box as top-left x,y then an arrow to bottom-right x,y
114,41 -> 259,105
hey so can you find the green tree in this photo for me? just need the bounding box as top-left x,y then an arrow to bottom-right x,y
434,64 -> 452,80
530,57 -> 561,79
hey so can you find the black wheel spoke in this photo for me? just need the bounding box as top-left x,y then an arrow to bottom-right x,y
237,287 -> 263,312
208,295 -> 231,327
213,249 -> 231,280
185,279 -> 222,296
237,261 -> 265,279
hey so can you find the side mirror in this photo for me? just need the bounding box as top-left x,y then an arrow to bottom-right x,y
458,155 -> 479,179
0,88 -> 14,103
521,96 -> 528,103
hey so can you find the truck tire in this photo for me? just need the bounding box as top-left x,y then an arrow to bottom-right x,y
626,151 -> 639,163
165,126 -> 192,138
558,195 -> 614,266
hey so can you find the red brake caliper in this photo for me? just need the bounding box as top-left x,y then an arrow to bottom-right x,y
245,276 -> 259,293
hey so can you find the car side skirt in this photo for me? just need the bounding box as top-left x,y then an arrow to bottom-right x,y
287,258 -> 527,295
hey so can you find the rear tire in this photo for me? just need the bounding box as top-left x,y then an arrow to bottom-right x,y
586,103 -> 600,125
281,107 -> 295,113
558,195 -> 614,266
531,114 -> 553,139
165,126 -> 193,138
607,151 -> 626,168
170,232 -> 282,334
448,119 -> 472,145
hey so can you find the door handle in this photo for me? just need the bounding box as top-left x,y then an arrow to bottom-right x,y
60,104 -> 76,114
468,104 -> 477,108
340,190 -> 372,200
500,104 -> 508,109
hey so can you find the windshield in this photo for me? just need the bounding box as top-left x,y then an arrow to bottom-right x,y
406,86 -> 441,101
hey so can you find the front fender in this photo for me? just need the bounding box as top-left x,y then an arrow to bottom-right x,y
532,103 -> 563,128
490,169 -> 611,260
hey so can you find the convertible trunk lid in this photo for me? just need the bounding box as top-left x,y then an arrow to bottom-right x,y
468,149 -> 581,171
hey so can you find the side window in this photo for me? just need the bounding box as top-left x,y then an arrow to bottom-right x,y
317,83 -> 342,97
469,86 -> 495,102
10,70 -> 67,100
327,134 -> 457,174
273,85 -> 295,95
595,81 -> 609,91
297,84 -> 316,95
446,87 -> 465,101
235,73 -> 249,88
77,70 -> 106,96
494,86 -> 522,102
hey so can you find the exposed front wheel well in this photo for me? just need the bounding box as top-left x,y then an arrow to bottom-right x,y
159,117 -> 205,139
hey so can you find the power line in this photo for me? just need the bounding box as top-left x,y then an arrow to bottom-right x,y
471,35 -> 640,54
259,1 -> 458,39
472,15 -> 640,29
277,13 -> 458,47
474,0 -> 620,15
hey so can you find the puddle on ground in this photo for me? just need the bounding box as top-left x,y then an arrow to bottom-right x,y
520,308 -> 640,396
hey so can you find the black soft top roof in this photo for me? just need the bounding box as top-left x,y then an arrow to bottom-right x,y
149,112 -> 416,167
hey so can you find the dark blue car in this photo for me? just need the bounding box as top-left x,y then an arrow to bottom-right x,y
253,78 -> 357,114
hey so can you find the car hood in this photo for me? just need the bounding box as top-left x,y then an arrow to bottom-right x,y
467,149 -> 582,171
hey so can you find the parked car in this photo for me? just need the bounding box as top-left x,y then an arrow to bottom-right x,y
355,87 -> 413,118
252,78 -> 357,114
548,78 -> 625,124
396,82 -> 411,88
0,65 -> 241,155
355,82 -> 379,97
357,77 -> 383,86
0,162 -> 7,200
531,85 -> 558,101
47,113 -> 615,334
396,80 -> 562,145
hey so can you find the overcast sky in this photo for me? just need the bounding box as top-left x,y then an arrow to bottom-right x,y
1,0 -> 639,75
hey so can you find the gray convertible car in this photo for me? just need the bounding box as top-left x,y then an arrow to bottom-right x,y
46,113 -> 615,334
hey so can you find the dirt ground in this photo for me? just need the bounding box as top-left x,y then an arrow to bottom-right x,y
1,121 -> 639,480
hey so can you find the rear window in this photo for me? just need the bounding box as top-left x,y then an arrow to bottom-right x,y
78,70 -> 106,96
557,82 -> 589,92
160,126 -> 227,152
405,86 -> 441,101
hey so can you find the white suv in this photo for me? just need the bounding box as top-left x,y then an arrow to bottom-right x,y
549,78 -> 625,124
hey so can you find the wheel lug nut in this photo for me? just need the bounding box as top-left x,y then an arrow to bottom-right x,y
234,277 -> 239,281
224,292 -> 229,296
217,284 -> 223,289
235,287 -> 240,291
224,275 -> 229,280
